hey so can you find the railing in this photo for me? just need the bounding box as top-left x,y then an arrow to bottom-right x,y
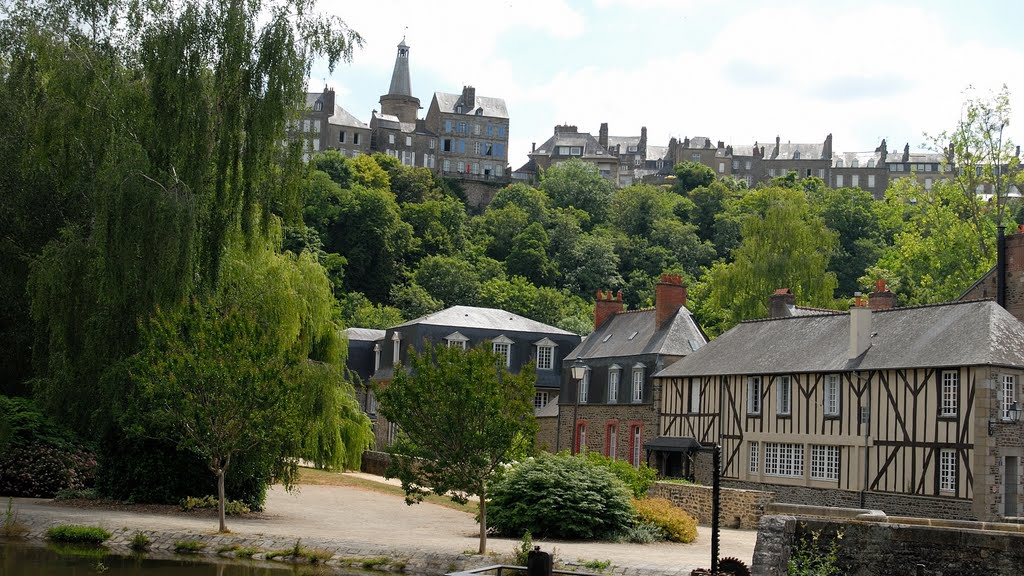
446,565 -> 601,576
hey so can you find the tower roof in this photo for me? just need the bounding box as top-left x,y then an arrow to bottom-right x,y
387,38 -> 413,97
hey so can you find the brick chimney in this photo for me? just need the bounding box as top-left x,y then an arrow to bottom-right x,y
1003,225 -> 1024,321
769,288 -> 795,318
849,294 -> 872,359
869,279 -> 897,310
655,274 -> 687,330
594,290 -> 624,330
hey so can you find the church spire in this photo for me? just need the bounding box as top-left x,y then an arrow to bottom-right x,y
387,38 -> 413,97
379,36 -> 420,123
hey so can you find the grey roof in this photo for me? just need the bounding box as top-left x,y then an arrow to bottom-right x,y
344,327 -> 385,342
387,44 -> 413,97
433,91 -> 508,119
532,131 -> 614,160
683,136 -> 712,149
566,307 -> 706,361
535,395 -> 560,417
762,141 -> 826,160
731,144 -> 757,157
328,104 -> 368,129
833,151 -> 881,168
655,300 -> 1024,378
607,135 -> 641,149
395,305 -> 577,336
647,145 -> 668,160
644,436 -> 702,452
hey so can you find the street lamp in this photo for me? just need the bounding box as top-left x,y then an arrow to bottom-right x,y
570,359 -> 587,454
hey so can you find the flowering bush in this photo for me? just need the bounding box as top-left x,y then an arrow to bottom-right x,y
0,442 -> 97,498
631,497 -> 698,543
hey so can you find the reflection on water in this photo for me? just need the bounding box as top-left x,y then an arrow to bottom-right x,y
0,541 -> 340,576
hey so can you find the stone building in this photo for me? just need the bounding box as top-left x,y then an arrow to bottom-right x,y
557,274 -> 707,469
517,125 -> 619,183
295,89 -> 370,162
423,86 -> 510,181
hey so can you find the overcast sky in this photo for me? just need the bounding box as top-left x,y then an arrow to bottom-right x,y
312,0 -> 1023,169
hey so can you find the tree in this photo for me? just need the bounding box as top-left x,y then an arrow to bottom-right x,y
540,158 -> 615,226
807,186 -> 894,297
610,184 -> 680,238
507,223 -> 557,286
130,241 -> 373,532
376,342 -> 538,554
413,255 -> 481,307
672,161 -> 716,194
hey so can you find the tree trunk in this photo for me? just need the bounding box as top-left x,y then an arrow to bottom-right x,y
477,483 -> 487,554
217,467 -> 228,533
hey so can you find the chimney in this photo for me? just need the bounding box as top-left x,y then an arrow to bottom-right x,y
655,274 -> 687,330
599,122 -> 609,148
594,290 -> 624,330
462,86 -> 476,110
771,136 -> 780,159
902,143 -> 910,163
823,133 -> 833,159
639,126 -> 648,154
849,295 -> 872,359
769,288 -> 796,318
869,279 -> 897,311
998,226 -> 1006,307
531,142 -> 536,153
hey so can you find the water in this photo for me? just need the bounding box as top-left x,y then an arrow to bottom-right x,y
0,540 -> 341,575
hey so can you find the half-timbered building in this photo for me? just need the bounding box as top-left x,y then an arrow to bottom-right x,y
654,298 -> 1024,521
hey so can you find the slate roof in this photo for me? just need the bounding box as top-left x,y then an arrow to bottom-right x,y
535,395 -> 560,417
394,305 -> 577,336
655,300 -> 1024,378
762,141 -> 826,160
647,145 -> 668,160
607,135 -> 641,149
833,151 -> 882,168
533,131 -> 614,160
344,327 -> 385,342
328,104 -> 368,129
566,307 -> 706,361
433,92 -> 508,119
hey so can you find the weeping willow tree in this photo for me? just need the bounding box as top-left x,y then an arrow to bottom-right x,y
3,0 -> 370,504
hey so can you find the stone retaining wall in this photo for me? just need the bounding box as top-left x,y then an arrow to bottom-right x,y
650,482 -> 774,529
361,450 -> 391,476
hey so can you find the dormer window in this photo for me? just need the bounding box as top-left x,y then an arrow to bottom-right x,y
534,338 -> 557,370
868,159 -> 876,168
392,331 -> 402,365
631,363 -> 645,402
608,364 -> 621,403
456,105 -> 463,114
580,367 -> 591,403
445,331 -> 469,350
836,158 -> 844,168
793,151 -> 801,160
852,159 -> 860,168
313,100 -> 323,112
373,343 -> 382,372
492,335 -> 513,367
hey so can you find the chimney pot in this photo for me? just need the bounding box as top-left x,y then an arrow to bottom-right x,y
594,289 -> 625,330
769,288 -> 796,318
869,279 -> 897,310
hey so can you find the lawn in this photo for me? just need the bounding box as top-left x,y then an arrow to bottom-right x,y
296,468 -> 477,515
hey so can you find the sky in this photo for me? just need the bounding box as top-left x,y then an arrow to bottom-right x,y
311,0 -> 1024,170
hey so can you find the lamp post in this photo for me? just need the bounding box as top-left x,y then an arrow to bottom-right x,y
570,359 -> 586,454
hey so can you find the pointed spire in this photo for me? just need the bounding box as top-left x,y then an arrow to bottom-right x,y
388,38 -> 413,97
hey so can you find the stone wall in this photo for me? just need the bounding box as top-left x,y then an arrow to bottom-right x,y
536,415 -> 558,453
649,482 -> 774,529
555,402 -> 658,460
753,513 -> 1024,576
720,479 -> 974,521
361,450 -> 391,476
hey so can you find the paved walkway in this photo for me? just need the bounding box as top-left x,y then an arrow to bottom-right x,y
11,472 -> 759,575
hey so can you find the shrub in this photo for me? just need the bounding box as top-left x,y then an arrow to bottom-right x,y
45,525 -> 111,544
631,497 -> 698,543
179,494 -> 250,515
2,498 -> 29,538
622,521 -> 663,544
488,452 -> 634,540
174,539 -> 206,554
512,531 -> 533,566
584,452 -> 656,498
129,531 -> 151,551
788,527 -> 842,576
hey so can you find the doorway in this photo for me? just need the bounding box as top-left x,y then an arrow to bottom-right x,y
1006,456 -> 1019,517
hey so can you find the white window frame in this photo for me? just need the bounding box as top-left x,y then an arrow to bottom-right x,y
608,365 -> 620,403
825,374 -> 840,416
405,135 -> 412,146
689,379 -> 701,414
578,422 -> 587,452
941,370 -> 958,416
868,174 -> 876,188
852,174 -> 860,187
492,335 -> 512,368
608,424 -> 618,460
632,425 -> 642,469
747,376 -> 762,415
388,133 -> 395,145
391,331 -> 401,365
534,391 -> 549,409
1003,375 -> 1017,421
749,442 -> 759,474
777,375 -> 792,416
580,368 -> 590,404
836,174 -> 844,187
534,338 -> 556,370
810,445 -> 840,481
373,343 -> 381,372
445,331 -> 468,350
764,442 -> 804,478
366,390 -> 378,416
632,364 -> 645,403
939,448 -> 956,492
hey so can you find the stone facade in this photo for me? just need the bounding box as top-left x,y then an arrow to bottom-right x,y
425,86 -> 510,183
961,225 -> 1024,323
535,415 -> 558,453
555,400 -> 660,462
650,481 -> 774,529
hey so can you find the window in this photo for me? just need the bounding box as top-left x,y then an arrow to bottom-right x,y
534,391 -> 549,409
745,160 -> 752,170
535,339 -> 556,370
339,131 -> 346,143
429,138 -> 435,149
749,442 -> 759,474
405,136 -> 412,147
402,150 -> 414,166
312,139 -> 319,151
313,100 -> 323,111
388,133 -> 395,145
793,151 -> 801,160
691,153 -> 701,162
443,139 -> 453,152
836,174 -> 844,187
939,449 -> 956,492
391,332 -> 401,364
718,162 -> 725,173
575,421 -> 587,453
836,158 -> 843,168
769,168 -> 776,177
733,160 -> 740,170
825,374 -> 840,416
473,123 -> 481,135
492,336 -> 512,367
632,364 -> 644,403
580,368 -> 590,403
747,376 -> 762,415
608,365 -> 620,403
303,119 -> 310,132
366,391 -> 377,416
852,174 -> 859,187
1003,375 -> 1017,420
818,168 -> 825,178
474,141 -> 481,155
764,442 -> 804,478
941,370 -> 958,416
570,146 -> 582,156
630,424 -> 642,468
689,379 -> 701,413
607,423 -> 618,459
868,174 -> 876,188
456,105 -> 463,114
443,159 -> 451,172
313,120 -> 320,133
810,445 -> 840,481
457,121 -> 467,134
387,421 -> 399,446
627,145 -> 638,153
458,140 -> 465,154
868,159 -> 876,168
373,344 -> 381,372
445,331 -> 468,350
444,120 -> 452,133
925,178 -> 933,190
498,126 -> 506,137
777,375 -> 792,415
851,159 -> 859,168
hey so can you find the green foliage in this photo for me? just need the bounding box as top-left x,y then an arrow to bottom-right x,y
507,223 -> 557,285
808,185 -> 894,297
491,183 -> 551,223
179,495 -> 251,515
487,452 -> 635,541
129,532 -> 151,552
2,498 -> 29,539
622,521 -> 664,544
611,184 -> 681,237
377,342 -> 538,554
174,539 -> 206,554
0,442 -> 97,498
390,283 -> 444,320
631,497 -> 698,543
477,276 -> 591,335
584,452 -> 656,498
513,531 -> 533,566
413,255 -> 482,306
787,528 -> 843,576
580,559 -> 612,571
45,525 -> 111,545
673,161 -> 716,194
541,159 -> 615,226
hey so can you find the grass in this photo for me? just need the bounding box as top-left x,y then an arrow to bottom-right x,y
216,543 -> 240,553
45,525 -> 112,545
129,531 -> 151,552
579,559 -> 612,571
234,547 -> 261,558
2,498 -> 29,539
658,478 -> 696,485
174,539 -> 206,554
297,467 -> 477,514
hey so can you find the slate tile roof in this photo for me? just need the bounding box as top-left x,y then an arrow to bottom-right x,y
394,305 -> 577,336
566,307 -> 706,361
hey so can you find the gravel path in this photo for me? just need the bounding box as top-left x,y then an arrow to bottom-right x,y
11,476 -> 758,574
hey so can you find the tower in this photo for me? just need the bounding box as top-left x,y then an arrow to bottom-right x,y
379,38 -> 420,123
